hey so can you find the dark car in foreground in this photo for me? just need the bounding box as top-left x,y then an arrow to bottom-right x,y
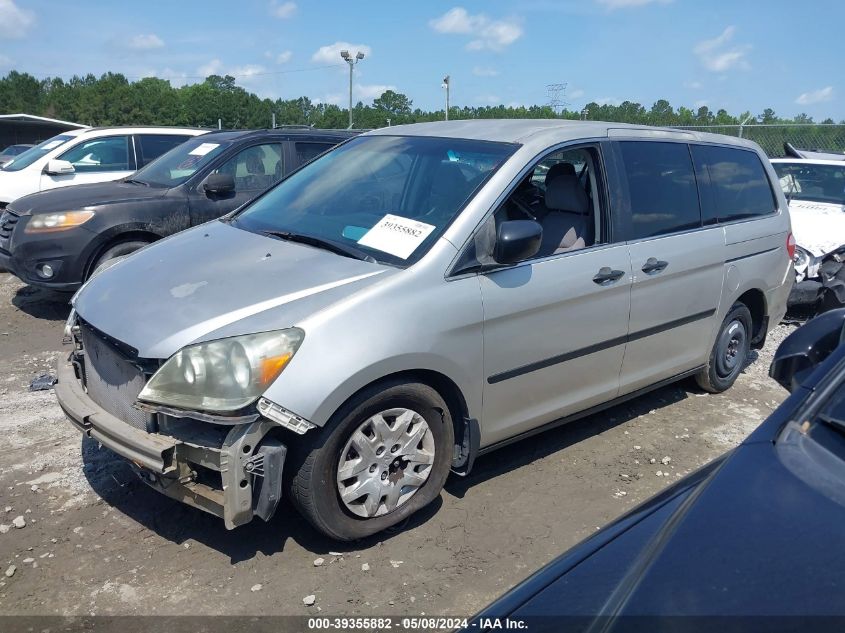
0,127 -> 357,291
469,309 -> 845,632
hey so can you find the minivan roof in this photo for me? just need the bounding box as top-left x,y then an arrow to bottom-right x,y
364,119 -> 762,152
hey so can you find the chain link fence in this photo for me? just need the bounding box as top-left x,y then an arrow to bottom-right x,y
672,124 -> 845,158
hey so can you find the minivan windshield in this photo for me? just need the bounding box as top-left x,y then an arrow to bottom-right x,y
231,135 -> 516,266
773,162 -> 845,206
131,136 -> 231,188
1,134 -> 75,172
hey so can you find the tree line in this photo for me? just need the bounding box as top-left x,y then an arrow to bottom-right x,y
0,70 -> 842,132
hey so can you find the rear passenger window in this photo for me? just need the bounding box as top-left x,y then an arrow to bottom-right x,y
619,141 -> 701,239
137,134 -> 190,167
295,142 -> 334,165
691,145 -> 777,223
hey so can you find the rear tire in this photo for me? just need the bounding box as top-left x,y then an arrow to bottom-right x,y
87,240 -> 150,280
695,302 -> 752,393
289,381 -> 454,541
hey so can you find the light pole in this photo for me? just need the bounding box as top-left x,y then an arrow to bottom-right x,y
340,50 -> 365,129
442,75 -> 450,121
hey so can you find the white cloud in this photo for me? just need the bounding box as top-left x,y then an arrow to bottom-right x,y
312,41 -> 372,64
430,7 -> 523,52
270,1 -> 297,19
595,0 -> 671,9
127,34 -> 165,50
569,88 -> 585,99
796,86 -> 834,105
198,59 -> 223,76
472,66 -> 499,77
315,85 -> 397,105
595,96 -> 622,106
475,94 -> 502,105
694,26 -> 751,72
275,51 -> 293,64
685,80 -> 703,90
0,0 -> 34,38
356,83 -> 396,101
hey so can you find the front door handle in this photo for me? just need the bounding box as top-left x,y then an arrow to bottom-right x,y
641,257 -> 669,274
593,267 -> 626,285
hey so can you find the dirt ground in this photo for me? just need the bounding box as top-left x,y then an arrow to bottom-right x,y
0,271 -> 796,617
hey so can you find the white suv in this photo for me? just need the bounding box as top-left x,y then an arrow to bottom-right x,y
0,126 -> 207,207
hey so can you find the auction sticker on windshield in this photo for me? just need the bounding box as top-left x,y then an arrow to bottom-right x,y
358,214 -> 436,259
189,143 -> 220,156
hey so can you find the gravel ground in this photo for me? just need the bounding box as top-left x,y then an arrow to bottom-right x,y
0,272 -> 797,617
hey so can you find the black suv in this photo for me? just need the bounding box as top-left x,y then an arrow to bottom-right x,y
0,128 -> 357,291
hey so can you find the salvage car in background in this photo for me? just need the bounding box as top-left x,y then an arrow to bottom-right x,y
772,150 -> 845,314
467,309 -> 845,630
56,120 -> 792,540
0,143 -> 34,168
0,126 -> 206,208
0,127 -> 356,290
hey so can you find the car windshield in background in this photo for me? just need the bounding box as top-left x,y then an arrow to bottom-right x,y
1,134 -> 75,172
774,162 -> 845,206
132,137 -> 231,187
231,135 -> 516,266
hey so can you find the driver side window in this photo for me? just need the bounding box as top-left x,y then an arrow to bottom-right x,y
458,145 -> 605,271
58,136 -> 131,172
211,143 -> 284,192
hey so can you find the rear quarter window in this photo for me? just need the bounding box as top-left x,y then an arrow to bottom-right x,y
691,145 -> 777,223
619,141 -> 701,239
137,134 -> 191,167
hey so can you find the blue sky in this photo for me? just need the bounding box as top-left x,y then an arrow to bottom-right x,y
0,0 -> 842,119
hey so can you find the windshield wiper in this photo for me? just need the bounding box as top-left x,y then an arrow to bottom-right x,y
124,177 -> 149,186
816,413 -> 845,436
261,230 -> 377,263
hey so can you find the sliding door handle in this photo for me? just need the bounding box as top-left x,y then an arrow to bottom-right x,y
641,257 -> 669,274
593,267 -> 626,285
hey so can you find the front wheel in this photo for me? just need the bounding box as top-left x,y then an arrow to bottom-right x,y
695,302 -> 752,393
87,240 -> 150,280
289,381 -> 454,541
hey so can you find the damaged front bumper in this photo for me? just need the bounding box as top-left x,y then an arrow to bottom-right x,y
788,245 -> 845,311
55,355 -> 287,529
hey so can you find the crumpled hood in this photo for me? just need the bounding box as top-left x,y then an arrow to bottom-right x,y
9,180 -> 167,214
73,221 -> 392,358
789,199 -> 845,257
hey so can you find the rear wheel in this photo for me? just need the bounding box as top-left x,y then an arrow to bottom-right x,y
87,240 -> 150,279
695,302 -> 752,393
289,381 -> 454,541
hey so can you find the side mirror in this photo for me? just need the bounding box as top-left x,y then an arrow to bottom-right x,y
44,159 -> 75,176
203,172 -> 235,195
770,308 -> 845,392
493,220 -> 542,265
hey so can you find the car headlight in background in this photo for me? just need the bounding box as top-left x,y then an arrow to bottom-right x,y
793,245 -> 810,270
24,210 -> 95,233
138,328 -> 304,412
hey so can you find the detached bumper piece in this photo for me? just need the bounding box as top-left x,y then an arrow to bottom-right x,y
56,355 -> 287,529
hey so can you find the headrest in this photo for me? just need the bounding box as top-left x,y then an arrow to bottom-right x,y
545,174 -> 589,214
545,162 -> 576,184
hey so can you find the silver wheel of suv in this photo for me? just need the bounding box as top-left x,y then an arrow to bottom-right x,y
336,407 -> 435,518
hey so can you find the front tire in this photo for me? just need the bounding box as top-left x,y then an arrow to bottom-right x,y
695,302 -> 752,393
289,381 -> 454,541
87,240 -> 150,280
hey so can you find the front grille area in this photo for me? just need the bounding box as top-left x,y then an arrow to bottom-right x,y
80,324 -> 154,431
0,209 -> 19,249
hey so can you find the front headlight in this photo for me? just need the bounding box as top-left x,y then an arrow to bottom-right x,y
793,246 -> 810,270
138,328 -> 304,412
25,210 -> 95,233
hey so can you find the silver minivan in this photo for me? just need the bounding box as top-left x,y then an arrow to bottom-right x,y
56,120 -> 793,540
